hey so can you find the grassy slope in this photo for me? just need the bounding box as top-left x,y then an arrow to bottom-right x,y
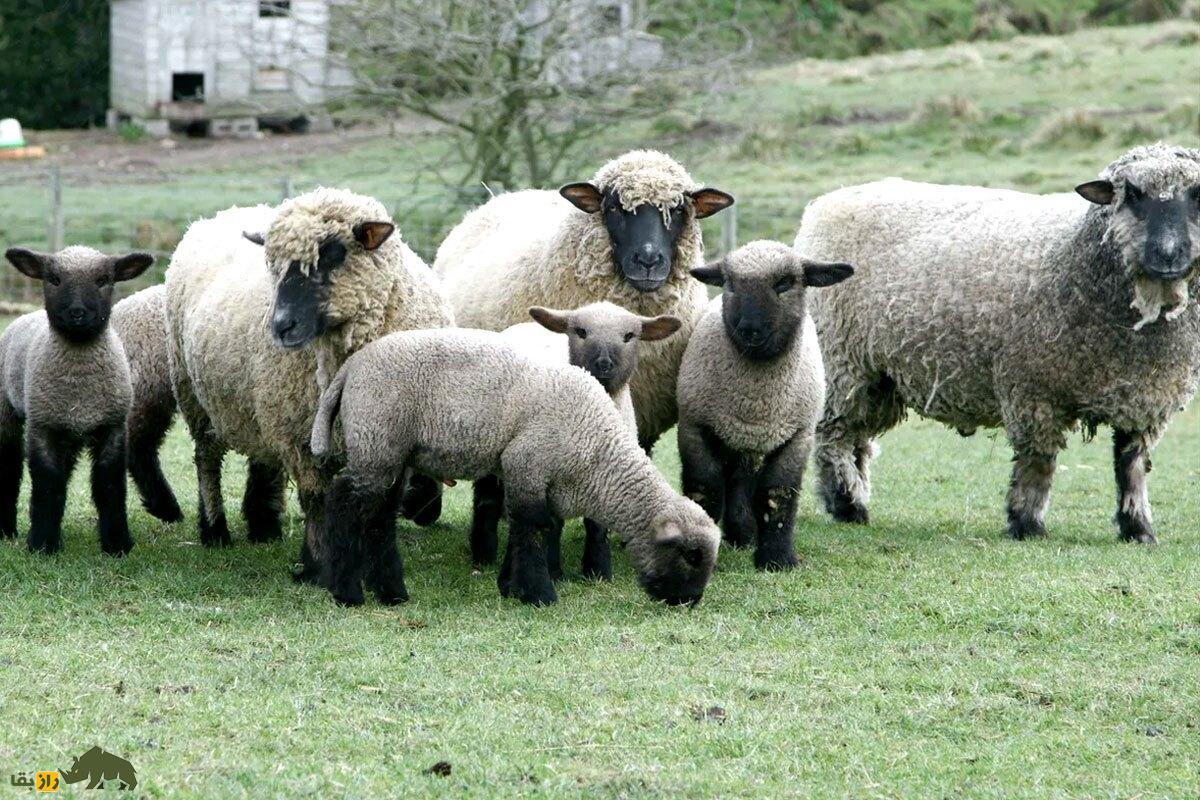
0,21 -> 1198,799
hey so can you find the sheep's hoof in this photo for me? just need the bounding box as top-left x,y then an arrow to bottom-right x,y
199,515 -> 232,547
721,529 -> 753,549
1116,513 -> 1156,544
142,495 -> 184,524
101,536 -> 134,557
245,516 -> 283,544
1006,516 -> 1046,541
754,548 -> 798,572
517,583 -> 558,607
332,585 -> 365,607
828,498 -> 869,524
374,585 -> 410,605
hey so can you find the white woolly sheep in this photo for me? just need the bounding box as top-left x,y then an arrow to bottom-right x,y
795,143 -> 1200,542
434,149 -> 734,448
309,328 -> 721,608
110,284 -> 287,534
680,241 -> 853,570
0,246 -> 153,554
468,302 -> 682,580
165,188 -> 454,580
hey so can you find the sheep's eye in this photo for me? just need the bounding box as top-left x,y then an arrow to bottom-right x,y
46,273 -> 61,287
683,548 -> 704,568
773,276 -> 796,294
623,332 -> 636,343
96,275 -> 111,287
574,327 -> 587,339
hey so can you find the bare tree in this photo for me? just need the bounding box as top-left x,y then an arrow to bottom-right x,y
330,0 -> 748,191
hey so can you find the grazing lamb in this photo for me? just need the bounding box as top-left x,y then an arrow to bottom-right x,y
469,302 -> 682,580
795,143 -> 1200,542
165,189 -> 454,580
434,150 -> 734,448
111,285 -> 287,534
680,241 -> 853,570
310,328 -> 721,608
0,246 -> 153,554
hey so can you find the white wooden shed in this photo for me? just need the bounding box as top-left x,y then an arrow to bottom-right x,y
108,0 -> 351,136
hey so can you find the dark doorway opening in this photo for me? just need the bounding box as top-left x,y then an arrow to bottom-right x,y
172,72 -> 205,103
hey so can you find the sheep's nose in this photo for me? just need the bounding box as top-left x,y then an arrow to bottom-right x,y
68,306 -> 86,322
273,311 -> 298,337
593,355 -> 614,374
736,323 -> 765,346
632,250 -> 664,269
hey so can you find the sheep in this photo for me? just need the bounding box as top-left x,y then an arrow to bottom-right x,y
165,188 -> 454,582
309,328 -> 721,608
794,143 -> 1200,542
0,246 -> 153,554
679,241 -> 854,571
468,302 -> 682,580
110,285 -> 287,536
434,149 -> 734,448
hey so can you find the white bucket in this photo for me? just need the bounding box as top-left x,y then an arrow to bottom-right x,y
0,118 -> 25,149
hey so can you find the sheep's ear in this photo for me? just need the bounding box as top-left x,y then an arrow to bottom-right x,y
689,188 -> 734,219
112,252 -> 155,282
1075,179 -> 1115,205
529,306 -> 570,334
5,247 -> 50,280
242,231 -> 266,246
353,222 -> 395,251
639,314 -> 683,342
689,262 -> 724,287
802,260 -> 854,288
559,182 -> 603,214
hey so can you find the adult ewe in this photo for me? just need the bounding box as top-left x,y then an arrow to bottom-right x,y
795,144 -> 1200,542
166,188 -> 454,579
111,285 -> 286,534
434,150 -> 733,447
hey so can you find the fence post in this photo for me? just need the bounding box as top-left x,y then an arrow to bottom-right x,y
720,204 -> 737,256
48,166 -> 65,252
280,176 -> 294,202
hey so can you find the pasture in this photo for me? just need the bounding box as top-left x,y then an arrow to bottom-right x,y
0,19 -> 1197,799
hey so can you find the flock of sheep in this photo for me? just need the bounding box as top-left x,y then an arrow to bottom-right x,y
0,143 -> 1197,608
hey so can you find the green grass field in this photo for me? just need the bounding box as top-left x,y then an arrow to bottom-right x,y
0,19 -> 1198,799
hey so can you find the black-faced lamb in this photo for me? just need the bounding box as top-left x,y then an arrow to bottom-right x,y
165,189 -> 454,579
470,302 -> 682,580
679,241 -> 853,570
0,246 -> 153,554
795,143 -> 1200,542
309,328 -> 721,608
110,285 -> 287,536
434,149 -> 734,448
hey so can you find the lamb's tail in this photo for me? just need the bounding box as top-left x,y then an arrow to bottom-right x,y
310,362 -> 350,458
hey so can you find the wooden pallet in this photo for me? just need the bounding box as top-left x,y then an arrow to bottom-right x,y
0,145 -> 46,161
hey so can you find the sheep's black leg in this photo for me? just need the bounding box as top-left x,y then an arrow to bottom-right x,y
498,503 -> 557,606
293,489 -> 328,587
470,474 -> 503,566
544,516 -> 563,582
815,375 -> 903,525
325,471 -> 390,607
1005,445 -> 1057,540
127,401 -> 182,523
581,518 -> 612,581
751,433 -> 808,572
399,473 -> 442,527
0,402 -> 24,539
364,479 -> 409,605
242,460 -> 286,543
90,423 -> 134,556
194,436 -> 230,547
1113,428 -> 1156,544
723,455 -> 759,549
26,426 -> 79,555
678,421 -> 726,524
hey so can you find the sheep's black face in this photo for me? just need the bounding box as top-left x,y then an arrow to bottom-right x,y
1077,176 -> 1200,282
637,511 -> 719,607
4,247 -> 153,343
559,182 -> 734,293
691,245 -> 854,361
271,238 -> 347,350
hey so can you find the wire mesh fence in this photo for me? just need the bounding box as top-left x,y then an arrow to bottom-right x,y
0,163 -> 787,309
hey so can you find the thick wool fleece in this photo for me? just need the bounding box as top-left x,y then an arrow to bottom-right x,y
796,144 -> 1200,532
311,328 -> 720,589
166,193 -> 454,498
434,150 -> 711,443
678,271 -> 826,460
111,285 -> 174,445
0,249 -> 132,433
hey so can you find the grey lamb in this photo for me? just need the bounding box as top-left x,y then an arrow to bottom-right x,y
680,241 -> 853,570
794,143 -> 1200,542
310,328 -> 720,608
0,246 -> 153,554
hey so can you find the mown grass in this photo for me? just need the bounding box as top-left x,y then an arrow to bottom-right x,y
0,20 -> 1198,799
